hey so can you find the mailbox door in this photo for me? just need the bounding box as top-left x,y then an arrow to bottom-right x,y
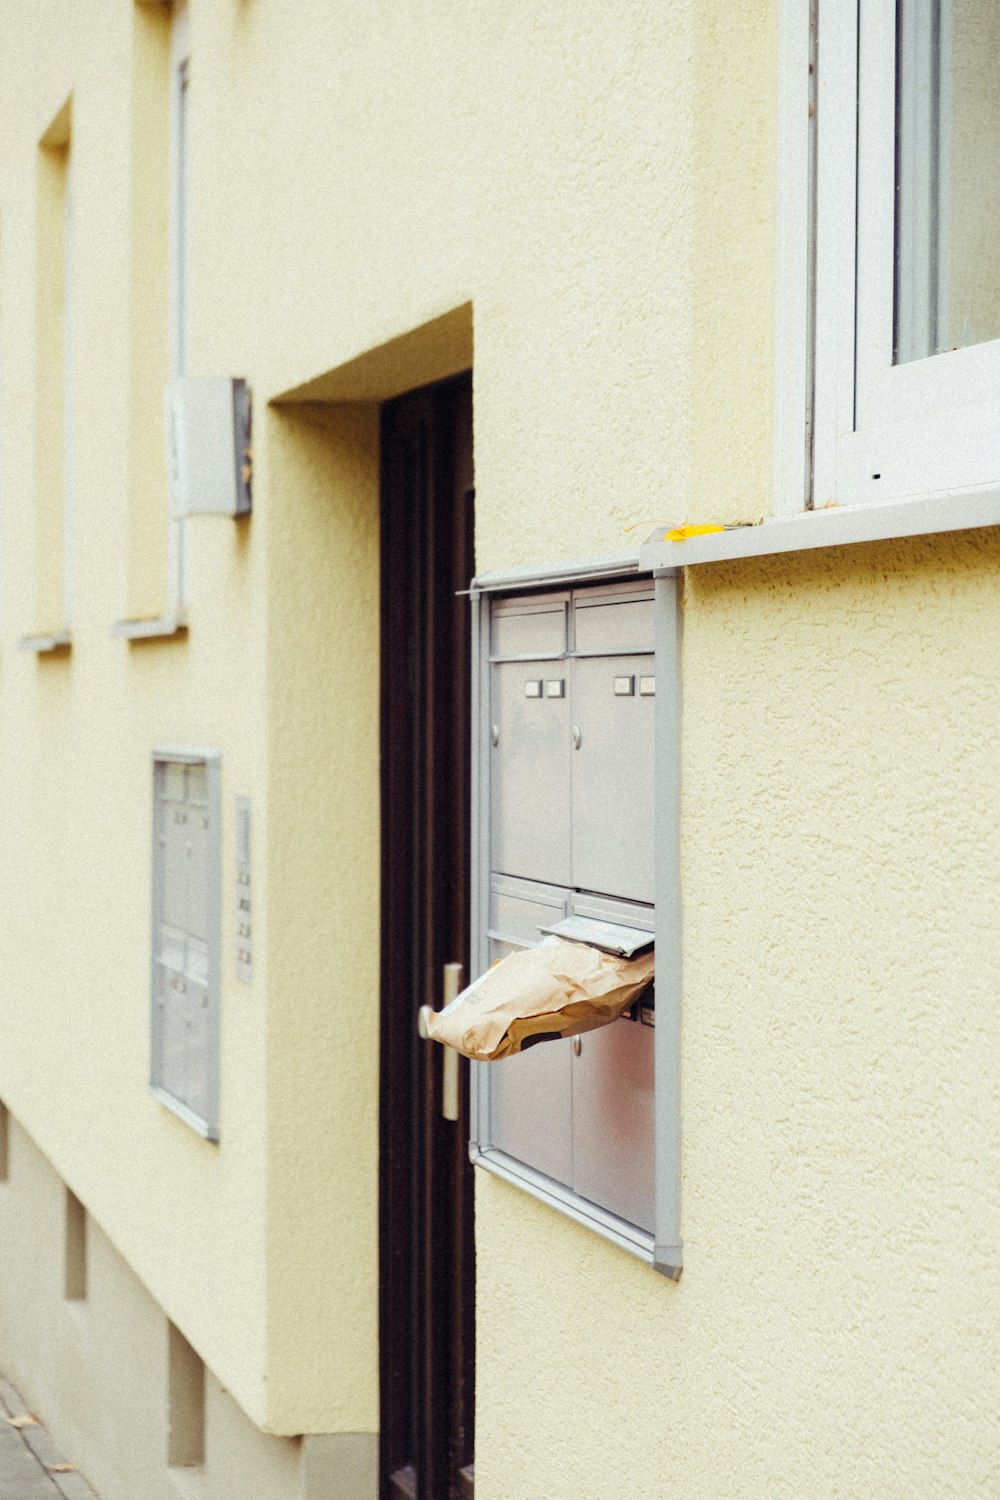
486,876 -> 572,1184
572,594 -> 655,655
568,894 -> 655,1231
491,658 -> 571,888
571,1019 -> 655,1230
185,765 -> 210,941
184,937 -> 211,1123
570,652 -> 655,903
491,598 -> 566,660
155,940 -> 188,1106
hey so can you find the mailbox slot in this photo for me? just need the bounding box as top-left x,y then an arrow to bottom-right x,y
573,594 -> 655,655
491,596 -> 567,658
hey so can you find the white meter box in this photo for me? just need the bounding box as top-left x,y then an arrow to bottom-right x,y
165,376 -> 251,518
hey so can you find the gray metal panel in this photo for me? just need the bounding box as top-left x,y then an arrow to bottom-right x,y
567,889 -> 655,1231
471,552 -> 641,595
654,575 -> 683,1277
490,597 -> 567,659
572,597 -> 655,655
571,1015 -> 655,1232
471,1149 -> 655,1262
569,889 -> 654,930
538,914 -> 653,957
150,748 -> 221,1142
185,975 -> 212,1123
469,594 -> 491,1156
486,877 -> 572,1183
491,660 -> 572,887
570,653 -> 655,903
155,964 -> 188,1104
489,872 -> 568,946
162,828 -> 188,932
185,799 -> 210,941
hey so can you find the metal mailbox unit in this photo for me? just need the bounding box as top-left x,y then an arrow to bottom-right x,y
150,747 -> 222,1141
469,558 -> 682,1278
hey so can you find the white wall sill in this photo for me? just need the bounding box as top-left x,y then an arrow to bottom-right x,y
111,609 -> 188,641
169,1464 -> 206,1500
150,1086 -> 218,1143
640,486 -> 1000,573
18,629 -> 72,654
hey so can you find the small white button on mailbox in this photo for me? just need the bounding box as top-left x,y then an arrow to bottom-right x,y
545,679 -> 565,698
613,675 -> 635,696
639,676 -> 656,696
524,680 -> 543,698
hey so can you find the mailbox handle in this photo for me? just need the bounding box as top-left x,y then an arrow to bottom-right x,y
441,963 -> 463,1121
572,725 -> 582,750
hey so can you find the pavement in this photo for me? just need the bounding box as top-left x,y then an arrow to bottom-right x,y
0,1377 -> 97,1500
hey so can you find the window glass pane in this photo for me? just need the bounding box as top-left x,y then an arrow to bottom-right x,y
895,0 -> 1000,363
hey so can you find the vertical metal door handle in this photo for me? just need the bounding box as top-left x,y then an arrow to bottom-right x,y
572,725 -> 582,750
442,963 -> 463,1121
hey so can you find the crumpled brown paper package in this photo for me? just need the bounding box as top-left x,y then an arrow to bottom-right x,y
420,936 -> 655,1061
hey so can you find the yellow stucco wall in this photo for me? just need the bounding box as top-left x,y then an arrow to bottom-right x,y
2,0 -> 997,1494
476,529 -> 1000,1497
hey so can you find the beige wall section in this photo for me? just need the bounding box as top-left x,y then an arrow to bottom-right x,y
33,100 -> 71,635
0,1112 -> 376,1500
0,0 -> 787,1466
15,0 -> 997,1492
0,0 -> 780,1449
125,0 -> 172,619
476,529 -> 1000,1499
0,0 -> 274,1431
260,401 -> 382,1433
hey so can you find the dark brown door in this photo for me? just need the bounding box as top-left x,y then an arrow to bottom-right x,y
379,372 -> 475,1500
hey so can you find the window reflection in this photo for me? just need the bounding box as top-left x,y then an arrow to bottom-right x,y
895,0 -> 1000,363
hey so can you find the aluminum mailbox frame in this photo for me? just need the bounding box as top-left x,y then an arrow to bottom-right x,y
468,554 -> 682,1278
150,745 -> 223,1142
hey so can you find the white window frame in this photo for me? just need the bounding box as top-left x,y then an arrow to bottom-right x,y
813,0 -> 1000,512
167,0 -> 191,608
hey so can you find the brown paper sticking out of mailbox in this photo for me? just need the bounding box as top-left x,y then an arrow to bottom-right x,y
421,937 -> 654,1061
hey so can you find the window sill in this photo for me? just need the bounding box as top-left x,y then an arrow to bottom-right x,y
111,609 -> 188,641
169,1464 -> 205,1500
18,629 -> 72,654
150,1086 -> 218,1143
640,486 -> 1000,573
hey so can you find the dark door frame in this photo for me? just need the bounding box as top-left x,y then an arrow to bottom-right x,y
378,372 -> 475,1500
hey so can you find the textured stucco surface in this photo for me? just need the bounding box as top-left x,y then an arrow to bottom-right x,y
0,1116 -> 369,1500
476,529 -> 1000,1498
4,0 -> 997,1495
1,0 -> 767,1438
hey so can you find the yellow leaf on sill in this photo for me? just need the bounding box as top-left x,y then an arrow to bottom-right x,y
664,524 -> 725,541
